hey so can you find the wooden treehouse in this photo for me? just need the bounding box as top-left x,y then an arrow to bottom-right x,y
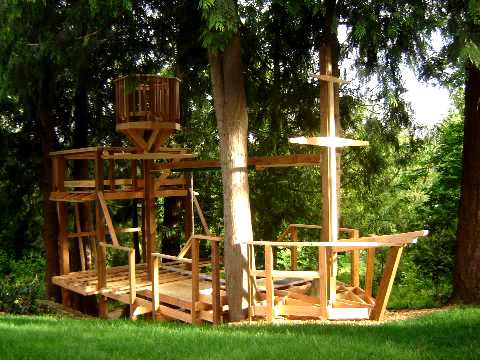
49,59 -> 427,324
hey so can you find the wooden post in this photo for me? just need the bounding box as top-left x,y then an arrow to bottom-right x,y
95,148 -> 108,318
55,156 -> 70,306
318,246 -> 328,319
290,226 -> 298,271
152,255 -> 160,321
370,246 -> 404,321
128,249 -> 136,320
365,248 -> 376,298
143,160 -> 156,279
191,237 -> 200,324
350,229 -> 360,288
265,245 -> 274,323
211,240 -> 221,324
247,243 -> 254,321
319,46 -> 339,304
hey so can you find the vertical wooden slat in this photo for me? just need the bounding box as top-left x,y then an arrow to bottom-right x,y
370,246 -> 404,321
290,226 -> 298,271
365,248 -> 376,298
128,249 -> 136,320
318,246 -> 328,319
247,243 -> 253,321
152,255 -> 160,320
350,229 -> 360,288
211,240 -> 221,324
191,238 -> 200,324
265,245 -> 274,323
95,148 -> 107,318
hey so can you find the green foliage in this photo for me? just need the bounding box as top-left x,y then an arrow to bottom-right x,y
199,0 -> 240,51
0,250 -> 44,314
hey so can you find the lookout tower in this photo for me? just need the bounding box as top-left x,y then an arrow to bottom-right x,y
114,75 -> 181,152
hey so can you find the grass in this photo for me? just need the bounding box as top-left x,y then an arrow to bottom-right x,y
0,307 -> 479,360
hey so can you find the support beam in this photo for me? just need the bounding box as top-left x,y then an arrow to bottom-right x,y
370,246 -> 404,321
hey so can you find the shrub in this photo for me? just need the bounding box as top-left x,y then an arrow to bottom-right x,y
0,251 -> 44,314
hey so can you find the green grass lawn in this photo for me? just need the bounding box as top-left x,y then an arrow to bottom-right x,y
1,307 -> 479,360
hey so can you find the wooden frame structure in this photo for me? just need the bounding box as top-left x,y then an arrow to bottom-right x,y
49,66 -> 428,324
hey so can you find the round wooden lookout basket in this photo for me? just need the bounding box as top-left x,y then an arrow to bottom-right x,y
113,75 -> 181,150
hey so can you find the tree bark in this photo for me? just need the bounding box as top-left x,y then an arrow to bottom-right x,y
453,60 -> 480,303
208,34 -> 253,321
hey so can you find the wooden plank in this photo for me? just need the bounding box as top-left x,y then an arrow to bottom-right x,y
265,245 -> 274,323
116,121 -> 180,131
365,248 -> 375,298
50,146 -> 98,156
157,305 -> 192,323
128,249 -> 136,319
191,238 -> 200,324
154,154 -> 322,171
310,73 -> 348,84
253,270 -> 320,279
289,136 -> 369,148
103,152 -> 195,160
97,192 -> 119,246
152,253 -> 192,264
276,304 -> 324,318
370,246 -> 404,321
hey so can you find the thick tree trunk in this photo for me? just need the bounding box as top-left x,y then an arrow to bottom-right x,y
453,61 -> 480,303
208,34 -> 253,321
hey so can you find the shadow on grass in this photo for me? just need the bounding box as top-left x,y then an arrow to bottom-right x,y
0,307 -> 479,360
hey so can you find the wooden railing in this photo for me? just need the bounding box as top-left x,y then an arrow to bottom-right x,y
98,242 -> 136,318
274,224 -> 360,286
151,235 -> 223,324
247,230 -> 428,322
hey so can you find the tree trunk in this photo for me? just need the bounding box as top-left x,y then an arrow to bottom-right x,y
38,105 -> 60,301
453,60 -> 480,303
208,34 -> 253,321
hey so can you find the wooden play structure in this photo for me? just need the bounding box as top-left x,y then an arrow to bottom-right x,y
49,51 -> 427,324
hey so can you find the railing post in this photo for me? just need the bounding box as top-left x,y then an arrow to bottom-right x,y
95,148 -> 107,318
365,248 -> 376,298
128,249 -> 136,320
265,245 -> 274,323
191,237 -> 200,324
290,226 -> 298,271
152,255 -> 160,321
247,243 -> 253,322
211,240 -> 221,324
350,229 -> 360,288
